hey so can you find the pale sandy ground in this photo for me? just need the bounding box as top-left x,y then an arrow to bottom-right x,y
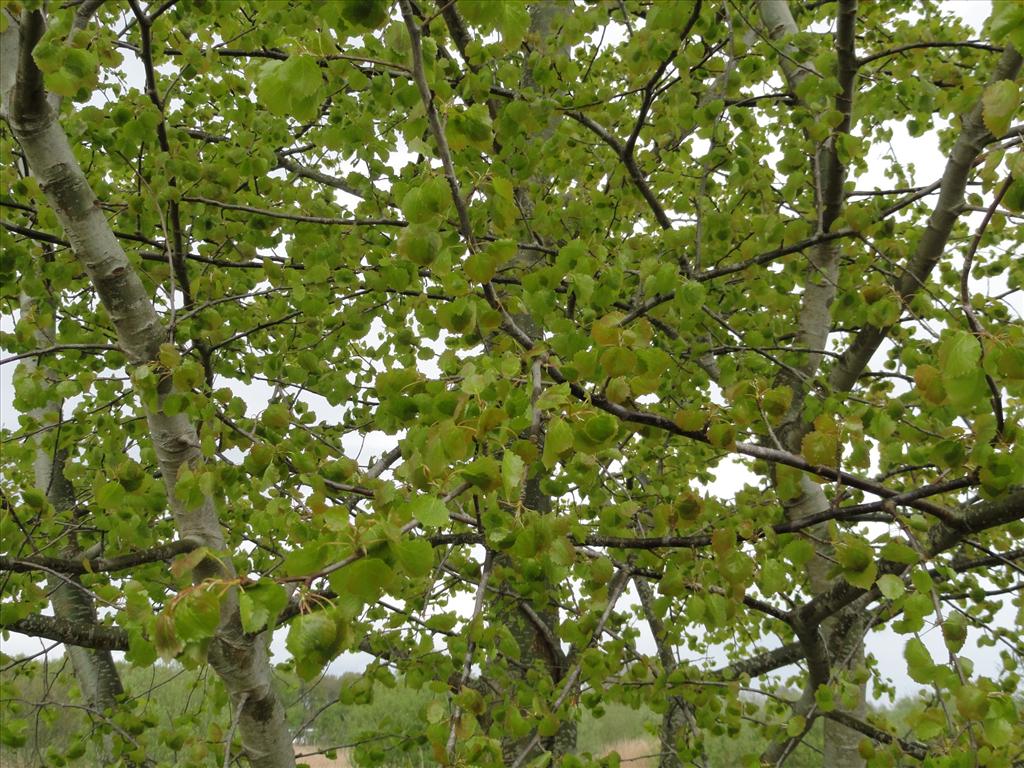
601,738 -> 658,766
292,739 -> 658,768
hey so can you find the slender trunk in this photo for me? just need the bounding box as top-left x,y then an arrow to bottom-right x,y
439,2 -> 577,761
756,3 -> 867,765
635,576 -> 705,768
790,478 -> 869,767
2,13 -> 295,768
33,438 -> 126,711
22,301 -> 125,738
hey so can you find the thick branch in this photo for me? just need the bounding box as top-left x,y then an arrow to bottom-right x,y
830,44 -> 1023,392
800,489 -> 1024,628
3,15 -> 296,767
4,614 -> 129,651
0,537 -> 202,575
823,710 -> 929,760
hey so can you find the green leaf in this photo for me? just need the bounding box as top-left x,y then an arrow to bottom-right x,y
329,558 -> 394,603
94,481 -> 125,511
835,536 -> 872,571
893,592 -> 934,634
501,450 -> 525,501
286,611 -> 343,680
21,487 -> 46,509
239,581 -> 288,633
582,413 -> 618,444
261,402 -> 291,430
880,541 -> 920,565
338,0 -> 391,29
956,685 -> 989,721
1003,177 -> 1024,213
154,613 -> 184,661
876,574 -> 905,600
397,224 -> 442,267
984,715 -> 1013,747
762,386 -> 793,419
393,538 -> 434,578
938,330 -> 982,379
757,558 -> 788,596
913,364 -> 946,404
783,538 -> 815,567
801,430 -> 838,467
904,637 -> 935,684
464,251 -> 499,283
707,422 -> 735,450
912,708 -> 946,740
990,0 -> 1024,48
944,368 -> 988,409
542,418 -> 574,468
674,280 -> 705,317
459,456 -> 502,491
256,55 -> 324,121
0,718 -> 28,748
599,347 -> 637,378
407,495 -> 449,527
982,81 -> 1020,137
815,686 -> 835,713
786,715 -> 806,737
282,544 -> 330,577
447,103 -> 493,152
941,613 -> 968,653
173,588 -> 221,642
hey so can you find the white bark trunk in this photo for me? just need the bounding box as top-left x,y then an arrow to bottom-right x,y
2,14 -> 295,768
756,3 -> 866,765
21,297 -> 125,749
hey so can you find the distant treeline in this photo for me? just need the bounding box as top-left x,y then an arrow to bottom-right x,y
3,656 -> 944,767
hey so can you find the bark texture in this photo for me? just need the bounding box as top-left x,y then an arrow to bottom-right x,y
2,12 -> 295,768
635,576 -> 705,768
756,2 -> 867,765
21,298 -> 126,718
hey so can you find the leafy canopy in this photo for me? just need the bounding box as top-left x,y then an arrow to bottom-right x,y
1,1 -> 1022,767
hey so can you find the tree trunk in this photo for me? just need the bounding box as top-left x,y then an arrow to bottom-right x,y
21,295 -> 126,749
755,3 -> 867,765
438,2 -> 577,761
2,12 -> 296,768
635,576 -> 705,768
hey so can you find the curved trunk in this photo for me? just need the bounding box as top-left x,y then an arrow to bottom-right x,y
18,291 -> 126,756
2,12 -> 295,768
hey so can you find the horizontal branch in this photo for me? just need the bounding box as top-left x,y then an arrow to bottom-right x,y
3,614 -> 129,651
823,709 -> 929,760
858,40 -> 1002,68
274,156 -> 365,198
0,537 -> 201,575
2,219 -> 269,269
952,546 -> 1024,573
799,488 -> 1024,628
581,476 -> 974,550
713,640 -> 803,680
0,343 -> 119,366
182,196 -> 407,227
